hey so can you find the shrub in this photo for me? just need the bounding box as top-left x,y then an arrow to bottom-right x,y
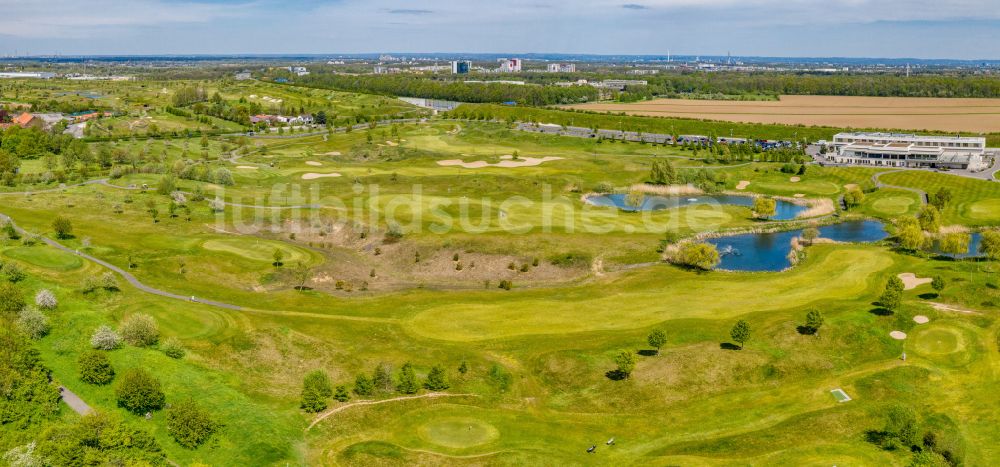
81,276 -> 101,294
333,385 -> 350,402
423,365 -> 450,390
90,325 -> 121,350
301,370 -> 333,413
0,283 -> 25,316
100,272 -> 119,291
115,368 -> 166,414
120,314 -> 159,347
78,351 -> 115,385
16,306 -> 49,340
3,262 -> 26,283
166,399 -> 220,449
161,337 -> 186,359
34,289 -> 57,310
396,363 -> 419,394
549,252 -> 592,268
672,242 -> 721,270
52,216 -> 73,239
353,374 -> 374,397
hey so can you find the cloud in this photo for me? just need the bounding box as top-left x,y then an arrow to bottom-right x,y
621,3 -> 649,9
387,8 -> 434,14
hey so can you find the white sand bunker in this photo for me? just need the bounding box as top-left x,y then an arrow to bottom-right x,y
844,184 -> 859,190
301,172 -> 342,180
898,273 -> 932,290
320,151 -> 342,156
305,161 -> 323,166
913,315 -> 930,324
793,194 -> 806,198
385,141 -> 398,146
890,331 -> 908,340
736,180 -> 751,190
236,166 -> 258,170
437,156 -> 564,169
789,176 -> 801,182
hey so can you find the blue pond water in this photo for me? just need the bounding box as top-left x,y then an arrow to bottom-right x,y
930,233 -> 984,259
706,221 -> 889,272
587,194 -> 808,221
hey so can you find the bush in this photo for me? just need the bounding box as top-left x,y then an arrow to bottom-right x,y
78,351 -> 115,385
90,325 -> 121,350
120,314 -> 159,347
423,365 -> 450,390
0,282 -> 25,315
166,399 -> 220,449
16,306 -> 49,339
100,272 -> 120,291
672,242 -> 721,270
333,385 -> 350,402
34,289 -> 57,310
52,216 -> 73,239
115,368 -> 166,414
301,370 -> 332,413
161,337 -> 186,359
3,262 -> 26,283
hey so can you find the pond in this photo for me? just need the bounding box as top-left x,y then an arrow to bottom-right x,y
586,194 -> 808,221
706,221 -> 888,272
930,233 -> 984,259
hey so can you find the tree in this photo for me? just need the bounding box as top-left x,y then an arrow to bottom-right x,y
939,232 -> 970,259
730,320 -> 751,349
672,242 -> 720,270
918,205 -> 941,233
396,363 -> 420,394
78,351 -> 115,385
0,282 -> 25,315
614,350 -> 638,378
90,325 -> 121,350
115,368 -> 166,414
100,272 -> 119,291
161,337 -> 186,359
3,220 -> 19,240
120,314 -> 159,347
272,249 -> 284,267
880,277 -> 905,311
897,217 -> 926,251
980,230 -> 1000,261
333,385 -> 350,402
166,399 -> 220,449
16,307 -> 48,340
52,216 -> 73,239
805,310 -> 824,335
844,188 -> 865,209
930,187 -> 952,211
647,329 -> 667,355
292,262 -> 311,290
353,374 -> 374,397
34,289 -> 57,310
801,227 -> 820,246
883,404 -> 919,447
301,370 -> 333,413
931,276 -> 945,295
372,363 -> 394,393
423,365 -> 450,390
752,197 -> 777,219
3,262 -> 25,283
458,361 -> 469,376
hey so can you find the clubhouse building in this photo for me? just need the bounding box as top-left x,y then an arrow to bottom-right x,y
828,132 -> 988,170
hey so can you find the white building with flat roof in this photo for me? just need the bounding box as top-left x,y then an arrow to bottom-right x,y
547,63 -> 575,73
829,132 -> 988,170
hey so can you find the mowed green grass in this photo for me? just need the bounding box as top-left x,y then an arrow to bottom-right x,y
3,246 -> 84,270
860,188 -> 922,218
877,171 -> 1000,225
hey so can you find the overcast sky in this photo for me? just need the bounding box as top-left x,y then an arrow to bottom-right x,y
0,0 -> 998,59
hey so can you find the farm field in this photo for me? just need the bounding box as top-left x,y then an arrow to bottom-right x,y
2,88 -> 1000,466
567,95 -> 1000,134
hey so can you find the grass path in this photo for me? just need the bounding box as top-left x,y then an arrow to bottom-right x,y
307,393 -> 479,431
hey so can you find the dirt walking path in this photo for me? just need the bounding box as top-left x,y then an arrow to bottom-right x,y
307,393 -> 478,431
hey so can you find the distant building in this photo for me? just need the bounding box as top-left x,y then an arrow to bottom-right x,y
0,72 -> 55,79
235,71 -> 252,80
595,79 -> 648,90
547,63 -> 576,73
12,112 -> 42,129
451,60 -> 471,74
497,58 -> 522,73
829,132 -> 988,170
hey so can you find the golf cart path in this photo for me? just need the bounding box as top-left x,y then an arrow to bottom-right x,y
59,386 -> 93,415
307,393 -> 478,431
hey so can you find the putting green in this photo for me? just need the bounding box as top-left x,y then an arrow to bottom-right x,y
3,246 -> 83,271
967,199 -> 1000,221
201,238 -> 310,264
417,418 -> 500,449
870,196 -> 916,216
407,248 -> 893,341
911,326 -> 965,355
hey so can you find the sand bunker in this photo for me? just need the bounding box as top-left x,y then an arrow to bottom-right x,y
844,184 -> 859,190
320,151 -> 342,156
794,194 -> 806,198
437,156 -> 563,169
789,176 -> 801,182
929,302 -> 979,314
301,172 -> 342,180
385,141 -> 398,146
890,331 -> 908,340
305,161 -> 323,166
736,180 -> 751,190
236,166 -> 258,170
898,273 -> 932,290
913,315 -> 930,324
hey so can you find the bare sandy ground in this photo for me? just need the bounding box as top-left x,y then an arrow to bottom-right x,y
929,302 -> 980,314
913,315 -> 930,324
437,156 -> 563,169
236,166 -> 258,170
793,194 -> 806,198
789,176 -> 801,182
301,172 -> 342,180
735,180 -> 751,190
898,272 -> 932,290
844,184 -> 859,190
305,161 -> 323,166
385,141 -> 398,146
566,95 -> 1000,133
890,331 -> 908,340
320,151 -> 342,156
